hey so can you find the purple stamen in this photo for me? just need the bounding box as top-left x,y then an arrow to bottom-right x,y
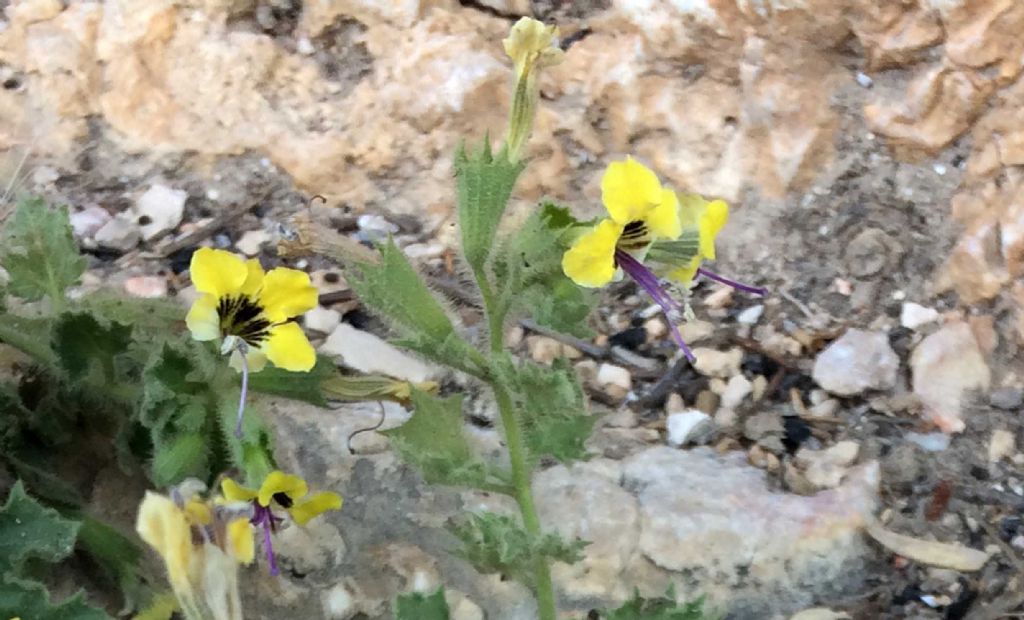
252,505 -> 280,576
615,249 -> 695,362
696,267 -> 767,296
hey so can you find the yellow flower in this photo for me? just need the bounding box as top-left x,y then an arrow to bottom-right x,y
502,17 -> 563,161
665,194 -> 729,285
222,471 -> 342,527
137,484 -> 253,620
503,17 -> 563,81
562,158 -> 682,288
186,248 -> 317,372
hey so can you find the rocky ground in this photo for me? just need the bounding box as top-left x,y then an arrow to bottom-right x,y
2,0 -> 1024,619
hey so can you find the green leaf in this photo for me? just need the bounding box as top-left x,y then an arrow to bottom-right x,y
454,138 -> 525,271
395,587 -> 450,620
75,516 -> 146,612
0,312 -> 56,366
497,356 -> 594,465
381,389 -> 508,492
151,433 -> 208,487
450,512 -> 587,588
6,451 -> 85,509
349,240 -> 483,375
493,202 -> 595,337
0,481 -> 79,576
602,588 -> 709,620
52,312 -> 133,383
0,197 -> 86,305
0,580 -> 109,620
247,355 -> 335,406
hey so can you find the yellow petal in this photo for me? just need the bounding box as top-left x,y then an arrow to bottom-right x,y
183,499 -> 212,526
699,199 -> 729,260
229,346 -> 268,373
601,158 -> 663,225
259,267 -> 318,323
189,248 -> 248,298
257,471 -> 308,507
261,322 -> 315,372
561,219 -> 622,288
667,255 -> 703,286
227,518 -> 255,564
185,294 -> 220,342
645,187 -> 682,240
503,17 -> 562,78
136,492 -> 193,592
240,259 -> 265,297
677,192 -> 708,228
220,478 -> 258,503
289,492 -> 343,526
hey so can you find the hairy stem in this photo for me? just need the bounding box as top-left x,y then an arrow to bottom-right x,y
493,382 -> 556,619
0,321 -> 57,366
472,266 -> 505,354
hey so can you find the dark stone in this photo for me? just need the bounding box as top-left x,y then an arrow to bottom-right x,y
168,247 -> 196,274
741,351 -> 780,379
781,415 -> 811,454
609,326 -> 647,350
990,387 -> 1023,411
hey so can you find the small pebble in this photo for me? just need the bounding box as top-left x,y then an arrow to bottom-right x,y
900,302 -> 940,330
906,431 -> 950,452
527,335 -> 563,364
666,410 -> 714,447
123,275 -> 168,298
855,71 -> 874,88
990,387 -> 1023,411
704,286 -> 734,309
596,363 -> 632,401
70,206 -> 111,239
989,429 -> 1016,462
94,215 -> 141,251
736,304 -> 764,325
304,306 -> 342,334
135,184 -> 187,241
720,375 -> 753,410
235,229 -> 269,256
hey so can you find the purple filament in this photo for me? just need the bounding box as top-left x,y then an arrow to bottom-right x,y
696,267 -> 767,296
615,249 -> 695,362
252,504 -> 282,576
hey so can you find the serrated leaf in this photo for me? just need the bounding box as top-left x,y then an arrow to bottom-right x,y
450,511 -> 586,588
454,139 -> 525,271
6,451 -> 84,509
0,481 -> 79,576
381,389 -> 507,492
395,587 -> 450,620
493,202 -> 595,337
0,197 -> 86,304
247,355 -> 335,407
497,356 -> 594,465
151,433 -> 209,487
52,312 -> 133,383
602,588 -> 709,620
0,312 -> 56,366
349,240 -> 481,375
0,579 -> 109,620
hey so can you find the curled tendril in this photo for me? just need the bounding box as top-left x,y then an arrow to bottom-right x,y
346,401 -> 387,454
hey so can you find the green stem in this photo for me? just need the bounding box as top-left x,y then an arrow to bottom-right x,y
0,321 -> 56,366
493,384 -> 556,620
472,266 -> 505,354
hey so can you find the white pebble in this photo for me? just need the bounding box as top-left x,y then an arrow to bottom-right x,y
736,304 -> 764,325
666,410 -> 713,447
855,71 -> 874,88
900,302 -> 940,330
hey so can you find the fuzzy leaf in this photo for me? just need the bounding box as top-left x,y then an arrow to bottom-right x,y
52,312 -> 133,383
602,588 -> 709,620
450,512 -> 587,588
0,197 -> 86,304
75,516 -> 146,612
496,356 -> 594,465
382,389 -> 506,491
247,355 -> 336,407
151,433 -> 209,487
0,580 -> 109,620
454,139 -> 525,271
350,240 -> 482,375
0,481 -> 79,576
0,312 -> 56,366
395,587 -> 450,620
494,202 -> 595,337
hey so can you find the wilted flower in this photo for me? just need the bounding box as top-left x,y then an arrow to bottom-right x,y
136,481 -> 253,620
562,158 -> 765,360
502,17 -> 563,161
221,471 -> 342,576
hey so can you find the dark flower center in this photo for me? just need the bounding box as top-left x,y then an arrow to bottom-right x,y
217,295 -> 272,345
618,220 -> 649,250
272,492 -> 293,508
